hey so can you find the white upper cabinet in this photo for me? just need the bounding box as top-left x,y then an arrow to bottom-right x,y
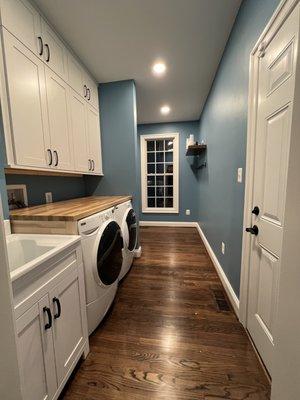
3,30 -> 50,168
45,68 -> 73,171
86,104 -> 102,174
68,53 -> 85,97
84,73 -> 99,109
0,0 -> 41,55
68,53 -> 99,109
41,19 -> 68,81
0,0 -> 102,175
69,89 -> 89,172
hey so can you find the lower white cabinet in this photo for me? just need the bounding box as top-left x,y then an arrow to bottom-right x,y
15,294 -> 57,400
13,243 -> 89,400
49,269 -> 84,386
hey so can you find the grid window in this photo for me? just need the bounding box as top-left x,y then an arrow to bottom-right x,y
141,133 -> 179,213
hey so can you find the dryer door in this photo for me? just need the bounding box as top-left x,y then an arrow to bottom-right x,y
123,209 -> 137,252
94,220 -> 123,286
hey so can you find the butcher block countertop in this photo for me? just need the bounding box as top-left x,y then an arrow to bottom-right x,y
10,196 -> 132,222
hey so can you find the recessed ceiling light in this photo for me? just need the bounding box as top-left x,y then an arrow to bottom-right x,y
160,105 -> 171,115
152,62 -> 167,76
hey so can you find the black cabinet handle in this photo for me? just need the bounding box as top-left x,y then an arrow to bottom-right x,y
47,149 -> 52,166
43,307 -> 52,330
37,36 -> 43,56
45,43 -> 50,62
87,87 -> 91,101
252,206 -> 260,216
246,225 -> 259,235
53,297 -> 61,319
54,150 -> 58,166
88,159 -> 91,170
84,85 -> 87,98
92,159 -> 95,171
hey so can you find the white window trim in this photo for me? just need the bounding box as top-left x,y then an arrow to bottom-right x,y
140,132 -> 179,214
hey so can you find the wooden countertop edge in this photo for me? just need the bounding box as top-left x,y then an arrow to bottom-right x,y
10,196 -> 132,222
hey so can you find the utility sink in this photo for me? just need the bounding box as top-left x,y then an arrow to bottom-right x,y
6,234 -> 81,281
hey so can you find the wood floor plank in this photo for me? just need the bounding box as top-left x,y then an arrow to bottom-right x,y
59,226 -> 270,400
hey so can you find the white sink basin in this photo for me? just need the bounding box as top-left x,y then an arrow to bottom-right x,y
6,234 -> 81,281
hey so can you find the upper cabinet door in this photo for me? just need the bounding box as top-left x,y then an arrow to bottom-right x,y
3,30 -> 50,168
45,67 -> 73,171
50,270 -> 84,386
68,53 -> 86,98
16,295 -> 57,400
0,0 -> 41,55
85,74 -> 99,109
41,19 -> 68,81
69,89 -> 89,172
86,104 -> 102,174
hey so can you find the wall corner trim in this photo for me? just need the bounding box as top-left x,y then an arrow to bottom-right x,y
139,220 -> 240,317
196,223 -> 240,317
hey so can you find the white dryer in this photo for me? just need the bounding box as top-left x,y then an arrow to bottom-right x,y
78,207 -> 123,335
114,201 -> 138,280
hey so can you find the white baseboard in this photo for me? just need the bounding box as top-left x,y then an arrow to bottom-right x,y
139,221 -> 198,227
139,219 -> 239,317
196,223 -> 240,317
134,246 -> 142,258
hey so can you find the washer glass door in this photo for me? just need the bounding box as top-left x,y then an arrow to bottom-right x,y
97,221 -> 123,285
126,209 -> 137,251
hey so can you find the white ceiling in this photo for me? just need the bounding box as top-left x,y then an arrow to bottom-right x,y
33,0 -> 241,124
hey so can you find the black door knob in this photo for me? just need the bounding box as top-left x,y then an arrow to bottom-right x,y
252,206 -> 260,216
246,225 -> 259,235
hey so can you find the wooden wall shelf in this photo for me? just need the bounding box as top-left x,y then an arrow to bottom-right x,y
186,144 -> 207,156
5,168 -> 83,178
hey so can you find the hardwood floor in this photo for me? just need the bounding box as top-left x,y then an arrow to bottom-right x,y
60,226 -> 270,400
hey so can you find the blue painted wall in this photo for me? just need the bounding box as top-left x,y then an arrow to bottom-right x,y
85,80 -> 140,216
137,121 -> 199,222
197,0 -> 281,297
6,174 -> 86,207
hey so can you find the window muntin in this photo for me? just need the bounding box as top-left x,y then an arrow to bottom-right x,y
141,133 -> 179,214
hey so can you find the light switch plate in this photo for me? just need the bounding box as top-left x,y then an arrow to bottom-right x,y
186,209 -> 191,216
237,168 -> 243,183
221,242 -> 225,255
45,192 -> 53,203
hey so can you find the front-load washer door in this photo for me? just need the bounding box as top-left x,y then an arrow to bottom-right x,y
123,209 -> 137,252
94,221 -> 123,286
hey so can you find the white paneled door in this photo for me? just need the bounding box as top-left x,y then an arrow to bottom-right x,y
246,6 -> 299,375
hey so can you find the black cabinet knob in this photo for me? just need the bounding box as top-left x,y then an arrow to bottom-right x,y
252,206 -> 260,216
246,225 -> 259,235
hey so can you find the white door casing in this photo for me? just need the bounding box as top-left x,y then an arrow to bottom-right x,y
240,0 -> 299,376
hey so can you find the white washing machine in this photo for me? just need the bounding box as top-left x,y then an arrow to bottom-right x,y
78,207 -> 123,335
114,201 -> 138,280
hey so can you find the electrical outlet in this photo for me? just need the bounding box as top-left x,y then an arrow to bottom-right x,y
237,167 -> 243,183
45,192 -> 53,204
221,242 -> 225,255
186,209 -> 191,216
